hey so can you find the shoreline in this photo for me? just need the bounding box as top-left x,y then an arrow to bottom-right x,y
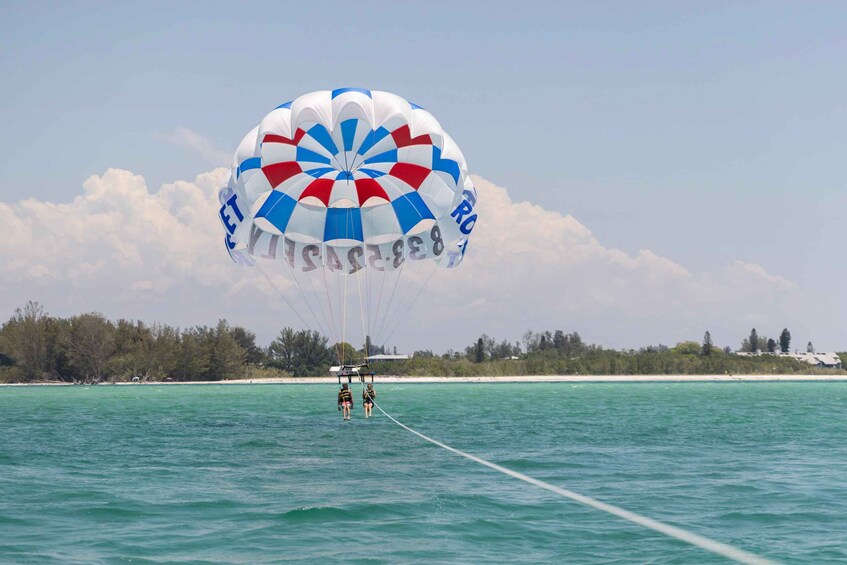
3,374 -> 847,386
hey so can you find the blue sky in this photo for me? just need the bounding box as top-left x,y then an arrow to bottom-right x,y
1,2 -> 844,351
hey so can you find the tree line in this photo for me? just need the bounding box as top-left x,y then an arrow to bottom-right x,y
1,302 -> 844,383
0,301 -> 342,383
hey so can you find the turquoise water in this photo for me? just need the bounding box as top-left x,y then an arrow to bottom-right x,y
1,382 -> 846,564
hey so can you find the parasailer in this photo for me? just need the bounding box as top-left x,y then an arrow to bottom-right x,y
216,88 -> 478,409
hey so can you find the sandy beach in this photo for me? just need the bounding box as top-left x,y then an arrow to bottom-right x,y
3,374 -> 846,386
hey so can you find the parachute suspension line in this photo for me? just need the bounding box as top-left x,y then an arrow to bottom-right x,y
370,263 -> 390,348
370,400 -> 776,565
372,259 -> 407,348
254,261 -> 317,333
320,263 -> 341,365
355,260 -> 368,362
379,261 -> 439,351
342,268 -> 350,365
276,250 -> 334,338
304,209 -> 341,364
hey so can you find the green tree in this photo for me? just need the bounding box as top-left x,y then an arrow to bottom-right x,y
749,328 -> 759,352
173,328 -> 210,381
65,313 -> 115,383
475,337 -> 484,363
0,301 -> 52,380
331,341 -> 360,364
672,341 -> 701,355
205,320 -> 247,380
766,338 -> 777,353
779,328 -> 791,353
701,331 -> 713,356
268,328 -> 331,376
807,341 -> 814,353
230,326 -> 265,366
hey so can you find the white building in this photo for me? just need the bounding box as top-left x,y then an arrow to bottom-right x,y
366,354 -> 410,362
735,351 -> 843,369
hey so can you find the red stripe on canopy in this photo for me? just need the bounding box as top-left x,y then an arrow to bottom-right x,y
262,162 -> 302,188
390,125 -> 432,148
299,178 -> 334,206
354,178 -> 390,205
389,163 -> 430,190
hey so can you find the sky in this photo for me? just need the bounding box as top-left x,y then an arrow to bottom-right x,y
1,1 -> 844,352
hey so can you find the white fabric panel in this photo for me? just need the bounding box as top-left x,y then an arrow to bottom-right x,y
246,224 -> 285,260
365,133 -> 399,158
327,179 -> 358,207
279,175 -> 317,201
332,92 -> 375,129
261,142 -> 296,166
243,170 -> 273,200
371,91 -> 412,130
373,175 -> 410,202
361,202 -> 402,243
350,119 -> 373,155
257,107 -> 293,140
290,90 -> 332,132
295,132 -> 335,160
440,131 -> 467,169
283,237 -> 324,272
417,174 -> 455,217
397,145 -> 432,168
360,162 -> 394,176
218,172 -> 233,205
284,203 -> 326,243
234,126 -> 260,167
409,108 -> 443,142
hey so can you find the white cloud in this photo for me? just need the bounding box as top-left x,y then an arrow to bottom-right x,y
166,127 -> 231,167
0,170 -> 811,351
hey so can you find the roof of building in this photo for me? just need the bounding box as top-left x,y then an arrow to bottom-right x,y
366,354 -> 410,361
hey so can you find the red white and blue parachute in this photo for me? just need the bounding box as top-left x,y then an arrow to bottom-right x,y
217,88 -> 477,353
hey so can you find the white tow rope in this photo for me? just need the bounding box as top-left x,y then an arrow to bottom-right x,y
370,397 -> 777,565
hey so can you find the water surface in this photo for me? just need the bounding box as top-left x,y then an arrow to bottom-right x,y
1,382 -> 846,563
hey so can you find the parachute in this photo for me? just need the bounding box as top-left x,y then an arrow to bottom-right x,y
217,88 -> 478,361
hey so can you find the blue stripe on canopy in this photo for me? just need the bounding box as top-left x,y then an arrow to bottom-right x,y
324,208 -> 363,242
331,87 -> 372,99
296,146 -> 331,164
306,124 -> 339,156
341,119 -> 358,152
391,191 -> 434,234
255,191 -> 297,233
431,146 -> 461,185
275,101 -> 293,109
359,168 -> 386,178
364,149 -> 397,164
357,126 -> 390,156
237,157 -> 261,179
304,167 -> 336,178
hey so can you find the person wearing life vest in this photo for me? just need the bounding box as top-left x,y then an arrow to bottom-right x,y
362,383 -> 376,418
338,383 -> 353,420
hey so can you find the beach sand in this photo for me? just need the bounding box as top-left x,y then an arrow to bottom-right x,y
4,374 -> 846,386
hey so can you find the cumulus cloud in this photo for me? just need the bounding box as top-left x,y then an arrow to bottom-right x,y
0,170 -> 808,350
166,127 -> 231,167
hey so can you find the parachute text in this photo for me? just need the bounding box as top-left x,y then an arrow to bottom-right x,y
450,189 -> 478,235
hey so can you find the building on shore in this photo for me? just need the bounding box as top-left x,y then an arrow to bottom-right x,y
735,351 -> 843,369
366,354 -> 410,362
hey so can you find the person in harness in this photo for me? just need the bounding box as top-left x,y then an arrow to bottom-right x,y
338,383 -> 353,420
362,383 -> 376,418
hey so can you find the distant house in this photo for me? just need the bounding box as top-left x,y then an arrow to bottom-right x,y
735,350 -> 843,369
788,352 -> 842,369
366,354 -> 410,362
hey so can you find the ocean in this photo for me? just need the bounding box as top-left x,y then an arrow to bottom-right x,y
1,382 -> 845,564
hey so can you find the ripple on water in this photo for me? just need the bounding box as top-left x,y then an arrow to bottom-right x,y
1,382 -> 846,564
